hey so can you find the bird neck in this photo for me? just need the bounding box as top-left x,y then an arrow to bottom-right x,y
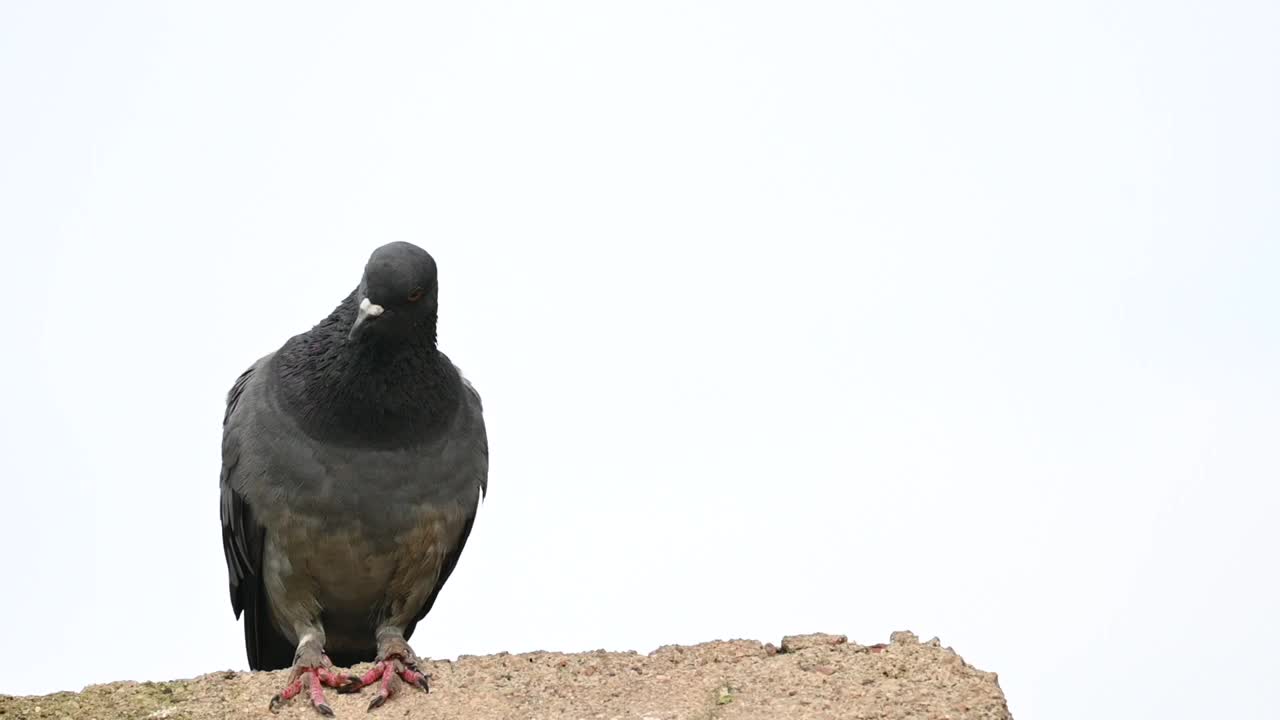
272,296 -> 461,448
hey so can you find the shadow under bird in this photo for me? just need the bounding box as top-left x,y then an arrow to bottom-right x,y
219,242 -> 489,715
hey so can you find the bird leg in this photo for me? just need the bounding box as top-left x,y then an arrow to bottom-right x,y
337,632 -> 430,711
269,642 -> 356,717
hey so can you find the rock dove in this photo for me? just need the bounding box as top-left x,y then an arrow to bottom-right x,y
219,242 -> 488,715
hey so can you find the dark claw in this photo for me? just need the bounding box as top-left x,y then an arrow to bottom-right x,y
338,675 -> 364,694
368,693 -> 387,711
269,694 -> 285,713
315,702 -> 335,717
414,675 -> 430,692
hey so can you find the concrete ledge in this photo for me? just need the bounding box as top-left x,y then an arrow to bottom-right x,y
0,631 -> 1011,719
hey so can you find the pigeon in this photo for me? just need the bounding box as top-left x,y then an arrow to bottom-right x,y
219,242 -> 488,715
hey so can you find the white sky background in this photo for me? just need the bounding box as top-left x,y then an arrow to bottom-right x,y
1,2 -> 1277,718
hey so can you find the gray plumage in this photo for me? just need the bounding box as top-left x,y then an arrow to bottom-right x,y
220,242 -> 488,678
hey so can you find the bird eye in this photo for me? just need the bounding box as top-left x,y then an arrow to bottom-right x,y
407,288 -> 425,302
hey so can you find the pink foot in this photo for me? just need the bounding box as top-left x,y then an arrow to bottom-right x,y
338,656 -> 429,711
269,661 -> 354,716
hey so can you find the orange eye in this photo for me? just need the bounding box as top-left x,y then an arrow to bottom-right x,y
407,288 -> 424,302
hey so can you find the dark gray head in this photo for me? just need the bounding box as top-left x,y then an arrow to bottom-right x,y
348,241 -> 440,342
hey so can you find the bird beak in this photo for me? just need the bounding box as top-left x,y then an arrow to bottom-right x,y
349,297 -> 385,339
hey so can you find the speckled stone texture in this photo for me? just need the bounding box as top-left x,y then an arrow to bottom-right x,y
0,631 -> 1011,719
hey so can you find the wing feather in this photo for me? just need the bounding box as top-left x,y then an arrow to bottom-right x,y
405,377 -> 489,640
220,363 -> 295,670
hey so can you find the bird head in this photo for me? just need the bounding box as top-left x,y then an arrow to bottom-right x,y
348,242 -> 440,343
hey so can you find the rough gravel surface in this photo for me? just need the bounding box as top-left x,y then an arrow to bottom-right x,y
0,631 -> 1011,719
